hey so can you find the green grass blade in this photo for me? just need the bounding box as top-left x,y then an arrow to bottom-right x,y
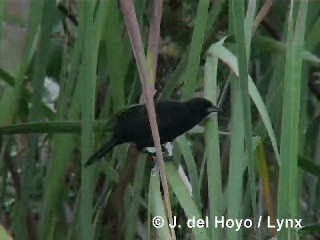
176,136 -> 201,208
125,156 -> 146,240
231,1 -> 257,225
0,121 -> 108,134
207,44 -> 281,164
277,1 -> 308,239
203,39 -> 223,239
166,162 -> 209,240
104,0 -> 128,109
183,0 -> 210,98
19,1 -> 57,239
149,170 -> 171,240
226,74 -> 245,240
77,1 -> 98,239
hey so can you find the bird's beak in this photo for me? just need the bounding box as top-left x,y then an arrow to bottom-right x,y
207,105 -> 221,113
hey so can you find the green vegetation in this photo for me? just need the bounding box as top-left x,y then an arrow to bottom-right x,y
0,0 -> 320,239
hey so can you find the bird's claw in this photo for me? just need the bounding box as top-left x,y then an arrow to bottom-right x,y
144,142 -> 173,162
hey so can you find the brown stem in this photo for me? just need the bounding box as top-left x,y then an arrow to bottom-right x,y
119,1 -> 176,239
147,0 -> 164,84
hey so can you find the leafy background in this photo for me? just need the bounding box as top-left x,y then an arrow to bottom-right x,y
0,0 -> 320,240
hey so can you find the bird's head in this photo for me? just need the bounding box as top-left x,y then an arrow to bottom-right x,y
187,97 -> 220,117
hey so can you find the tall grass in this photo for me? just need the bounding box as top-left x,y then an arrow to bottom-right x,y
0,0 -> 320,240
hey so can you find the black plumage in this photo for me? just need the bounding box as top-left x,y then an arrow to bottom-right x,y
84,97 -> 219,167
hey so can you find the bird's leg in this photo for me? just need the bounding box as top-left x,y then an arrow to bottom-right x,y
162,142 -> 173,161
144,142 -> 173,162
143,146 -> 156,157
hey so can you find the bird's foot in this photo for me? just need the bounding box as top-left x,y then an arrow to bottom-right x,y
144,142 -> 173,162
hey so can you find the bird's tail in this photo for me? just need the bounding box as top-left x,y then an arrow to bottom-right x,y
83,139 -> 117,168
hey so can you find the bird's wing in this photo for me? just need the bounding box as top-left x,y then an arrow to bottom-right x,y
107,104 -> 141,126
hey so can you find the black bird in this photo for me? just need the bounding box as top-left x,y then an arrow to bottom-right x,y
84,97 -> 220,167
